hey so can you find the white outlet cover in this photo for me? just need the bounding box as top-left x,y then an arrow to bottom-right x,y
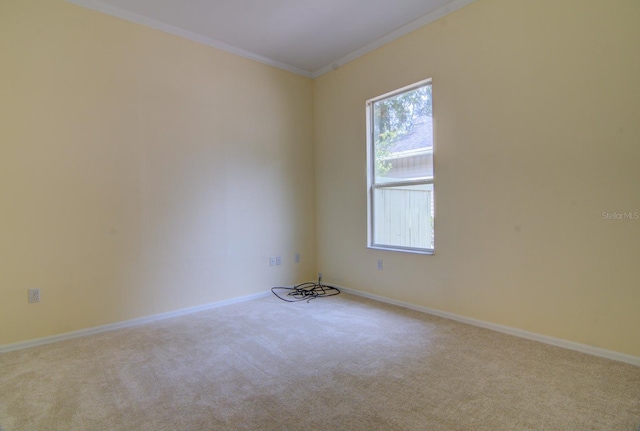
28,289 -> 40,303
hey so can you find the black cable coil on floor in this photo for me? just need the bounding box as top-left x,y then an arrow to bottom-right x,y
271,276 -> 340,302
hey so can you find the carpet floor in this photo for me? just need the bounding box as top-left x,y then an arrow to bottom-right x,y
1,292 -> 639,430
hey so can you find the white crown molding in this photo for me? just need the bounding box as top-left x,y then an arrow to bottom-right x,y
0,291 -> 271,353
311,0 -> 478,78
65,0 -> 477,80
335,285 -> 640,367
65,0 -> 314,78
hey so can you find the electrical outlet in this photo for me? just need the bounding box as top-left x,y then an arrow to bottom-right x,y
377,259 -> 383,270
276,256 -> 282,266
28,288 -> 40,303
269,257 -> 276,266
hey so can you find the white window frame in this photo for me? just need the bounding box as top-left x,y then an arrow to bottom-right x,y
366,78 -> 434,255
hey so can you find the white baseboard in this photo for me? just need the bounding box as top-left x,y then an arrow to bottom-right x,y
0,291 -> 271,353
4,286 -> 639,368
336,285 -> 640,367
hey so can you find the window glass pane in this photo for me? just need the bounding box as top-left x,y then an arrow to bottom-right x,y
373,183 -> 434,249
373,85 -> 433,184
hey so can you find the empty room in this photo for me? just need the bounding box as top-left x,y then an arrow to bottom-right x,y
1,0 -> 639,429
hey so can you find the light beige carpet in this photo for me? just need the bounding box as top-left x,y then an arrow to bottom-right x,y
1,292 -> 639,430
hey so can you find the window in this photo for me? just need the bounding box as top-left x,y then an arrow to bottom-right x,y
367,79 -> 434,254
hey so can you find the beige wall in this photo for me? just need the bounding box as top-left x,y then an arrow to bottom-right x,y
0,0 -> 316,345
3,0 -> 639,359
314,0 -> 640,356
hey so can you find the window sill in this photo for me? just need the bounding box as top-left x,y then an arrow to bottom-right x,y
368,245 -> 434,255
